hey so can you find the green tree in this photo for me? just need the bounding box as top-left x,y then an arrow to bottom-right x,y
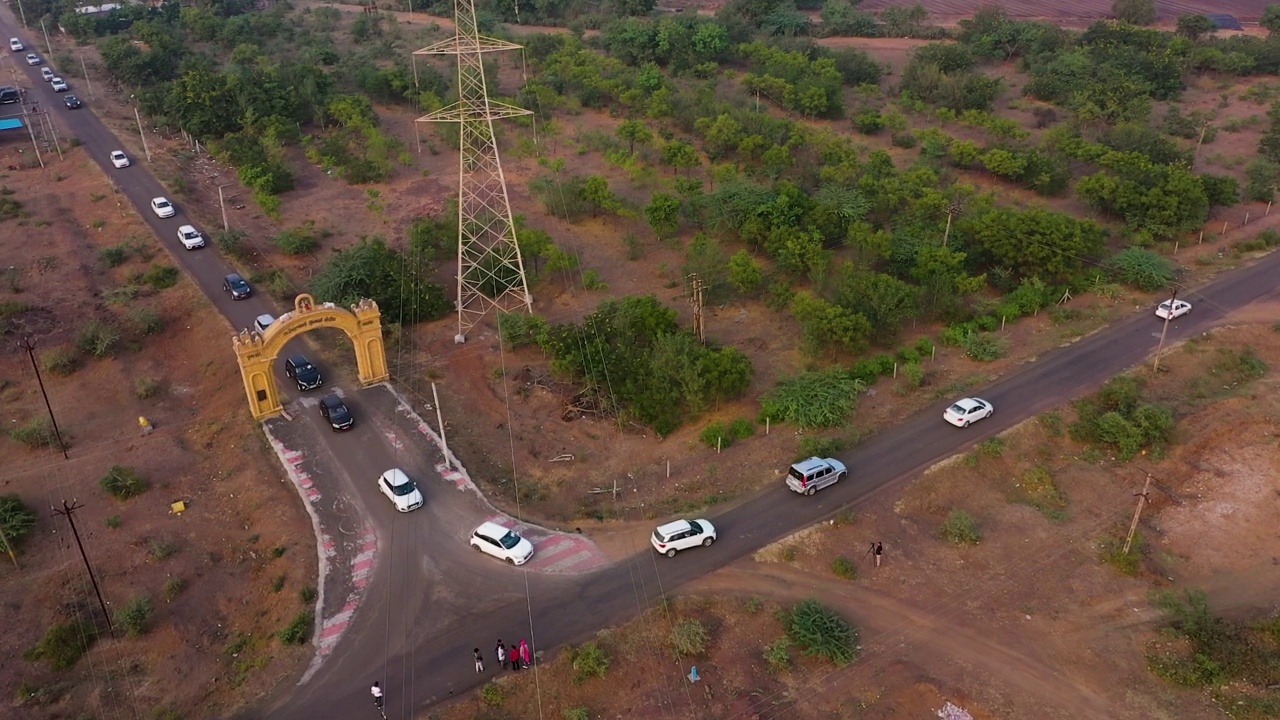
311,236 -> 450,323
662,140 -> 700,176
695,114 -> 743,160
829,266 -> 921,343
1112,0 -> 1156,25
682,232 -> 729,298
616,119 -> 653,155
611,0 -> 656,16
582,176 -> 621,217
1175,14 -> 1216,41
881,4 -> 928,37
962,207 -> 1106,282
727,250 -> 765,294
790,292 -> 873,355
1262,5 -> 1280,35
645,193 -> 682,239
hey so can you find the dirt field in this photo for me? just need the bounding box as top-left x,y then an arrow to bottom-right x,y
0,148 -> 315,717
433,310 -> 1280,720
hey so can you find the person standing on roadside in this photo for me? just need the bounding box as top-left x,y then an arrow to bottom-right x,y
473,648 -> 484,673
496,640 -> 507,668
874,541 -> 884,568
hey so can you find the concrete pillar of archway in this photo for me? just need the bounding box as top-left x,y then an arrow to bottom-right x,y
234,329 -> 284,419
352,298 -> 390,385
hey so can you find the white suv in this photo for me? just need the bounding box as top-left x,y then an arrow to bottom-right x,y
650,519 -> 716,558
9,38 -> 23,52
176,225 -> 205,250
786,456 -> 847,495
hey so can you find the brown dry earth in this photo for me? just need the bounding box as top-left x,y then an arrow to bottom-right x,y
0,147 -> 315,718
433,309 -> 1280,720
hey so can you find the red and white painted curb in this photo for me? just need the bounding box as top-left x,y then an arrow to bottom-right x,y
264,428 -> 379,684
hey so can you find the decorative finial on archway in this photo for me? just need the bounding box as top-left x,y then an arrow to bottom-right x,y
295,294 -> 316,314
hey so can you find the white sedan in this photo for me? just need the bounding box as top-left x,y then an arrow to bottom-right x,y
109,151 -> 130,168
176,225 -> 205,250
470,522 -> 534,565
943,397 -> 994,428
377,469 -> 423,512
1155,299 -> 1191,320
150,197 -> 175,218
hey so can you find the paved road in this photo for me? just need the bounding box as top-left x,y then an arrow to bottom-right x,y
9,15 -> 1280,720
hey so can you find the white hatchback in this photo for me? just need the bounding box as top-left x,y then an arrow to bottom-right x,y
378,469 -> 423,512
110,150 -> 130,168
1155,299 -> 1191,320
253,314 -> 275,334
943,397 -> 994,428
650,518 -> 716,558
470,522 -> 534,565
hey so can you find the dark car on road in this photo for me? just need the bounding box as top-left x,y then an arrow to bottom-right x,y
222,273 -> 251,300
63,94 -> 82,109
285,355 -> 323,391
319,394 -> 354,431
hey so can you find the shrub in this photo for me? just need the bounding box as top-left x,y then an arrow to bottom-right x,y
479,682 -> 503,707
117,595 -> 153,636
0,494 -> 37,556
669,618 -> 708,657
563,707 -> 590,720
100,466 -> 148,500
99,244 -> 129,267
891,131 -> 917,149
941,509 -> 982,544
977,437 -> 1004,457
76,319 -> 120,358
273,223 -> 324,255
139,265 -> 180,290
961,332 -> 1008,361
105,515 -> 121,529
761,368 -> 863,429
271,574 -> 286,593
9,418 -> 57,448
1099,533 -> 1142,575
24,620 -> 98,670
148,538 -> 178,560
569,640 -> 609,684
1018,465 -> 1068,520
763,637 -> 791,672
162,577 -> 187,602
699,418 -> 754,449
497,311 -> 548,347
782,599 -> 857,666
128,307 -> 164,336
852,110 -> 884,134
900,362 -> 925,388
832,555 -> 857,580
1108,247 -> 1173,291
745,596 -> 764,614
216,229 -> 250,259
279,611 -> 314,645
797,435 -> 845,459
300,586 -> 317,603
134,376 -> 162,399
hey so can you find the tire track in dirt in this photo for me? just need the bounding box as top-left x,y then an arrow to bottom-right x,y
689,563 -> 1119,719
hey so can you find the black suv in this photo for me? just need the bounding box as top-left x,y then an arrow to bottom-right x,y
319,394 -> 353,431
222,273 -> 251,300
284,355 -> 323,391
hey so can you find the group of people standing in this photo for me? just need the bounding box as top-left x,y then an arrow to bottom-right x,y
475,639 -> 531,672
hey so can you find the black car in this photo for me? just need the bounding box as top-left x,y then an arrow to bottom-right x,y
319,394 -> 354,431
63,94 -> 82,109
222,273 -> 251,300
284,354 -> 323,391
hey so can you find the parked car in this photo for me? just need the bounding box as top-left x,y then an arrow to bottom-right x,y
284,354 -> 322,391
150,197 -> 175,218
786,456 -> 847,496
63,94 -> 82,109
176,225 -> 205,250
470,522 -> 534,565
319,394 -> 354,431
109,150 -> 130,168
943,397 -> 994,428
378,469 -> 423,512
650,518 -> 716,558
9,38 -> 23,52
50,77 -> 68,92
40,67 -> 53,82
253,314 -> 276,335
25,53 -> 40,65
1155,299 -> 1191,320
222,273 -> 251,300
0,86 -> 20,105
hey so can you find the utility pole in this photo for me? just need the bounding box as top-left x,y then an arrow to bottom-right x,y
942,203 -> 962,247
1192,121 -> 1211,169
52,501 -> 115,638
134,106 -> 152,162
218,185 -> 229,232
689,273 -> 705,343
39,18 -> 52,55
18,337 -> 68,459
1152,287 -> 1177,374
1122,473 -> 1154,555
22,106 -> 44,169
16,0 -> 28,28
79,53 -> 93,101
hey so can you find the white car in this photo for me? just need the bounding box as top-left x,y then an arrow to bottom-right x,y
176,224 -> 205,250
650,518 -> 716,558
253,314 -> 275,334
50,77 -> 68,92
150,197 -> 175,218
9,38 -> 23,52
109,150 -> 130,168
1155,299 -> 1191,320
378,469 -> 423,512
470,521 -> 534,565
943,397 -> 994,428
40,67 -> 53,82
25,53 -> 39,65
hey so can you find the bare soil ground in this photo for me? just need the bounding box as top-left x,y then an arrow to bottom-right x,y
0,147 -> 314,718
433,309 -> 1280,720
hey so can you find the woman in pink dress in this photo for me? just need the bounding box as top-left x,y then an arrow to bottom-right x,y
518,639 -> 531,669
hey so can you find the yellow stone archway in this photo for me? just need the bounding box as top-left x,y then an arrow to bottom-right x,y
233,294 -> 389,420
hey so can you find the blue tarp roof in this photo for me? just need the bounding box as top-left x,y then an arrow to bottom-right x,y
1208,14 -> 1244,30
0,118 -> 26,131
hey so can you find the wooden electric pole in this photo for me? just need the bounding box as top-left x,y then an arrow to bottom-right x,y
942,202 -> 962,247
1152,287 -> 1177,374
18,337 -> 68,459
53,501 -> 115,637
689,274 -> 705,343
1122,473 -> 1154,555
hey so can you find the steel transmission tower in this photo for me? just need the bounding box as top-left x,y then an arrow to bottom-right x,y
415,0 -> 533,343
